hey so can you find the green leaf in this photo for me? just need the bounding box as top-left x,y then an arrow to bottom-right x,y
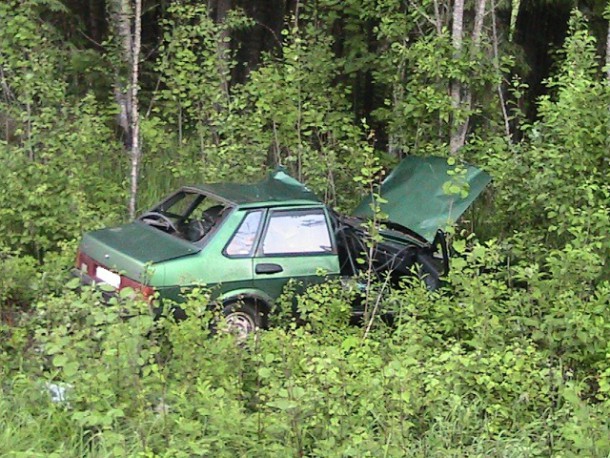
267,399 -> 298,411
258,367 -> 272,379
52,354 -> 68,367
63,361 -> 79,377
66,277 -> 81,289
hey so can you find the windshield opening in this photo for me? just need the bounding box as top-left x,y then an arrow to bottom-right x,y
139,191 -> 231,243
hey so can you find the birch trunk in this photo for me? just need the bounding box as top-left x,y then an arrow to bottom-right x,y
109,0 -> 133,138
472,0 -> 486,46
450,0 -> 486,154
492,0 -> 511,139
128,0 -> 142,219
109,0 -> 142,219
449,0 -> 465,155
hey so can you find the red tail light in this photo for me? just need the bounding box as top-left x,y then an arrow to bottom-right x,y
119,275 -> 155,302
75,249 -> 95,277
119,275 -> 156,302
76,249 -> 155,302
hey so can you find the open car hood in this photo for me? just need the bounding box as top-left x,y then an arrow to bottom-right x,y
353,156 -> 491,243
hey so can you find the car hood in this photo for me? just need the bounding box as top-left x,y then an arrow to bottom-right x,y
353,156 -> 491,243
81,222 -> 200,280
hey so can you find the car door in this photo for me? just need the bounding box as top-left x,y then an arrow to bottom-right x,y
159,208 -> 262,303
251,206 -> 340,301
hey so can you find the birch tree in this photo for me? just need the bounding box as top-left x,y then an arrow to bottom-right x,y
109,0 -> 142,219
450,0 -> 487,154
449,0 -> 465,154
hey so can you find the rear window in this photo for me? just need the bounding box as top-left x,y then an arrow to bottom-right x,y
139,191 -> 230,243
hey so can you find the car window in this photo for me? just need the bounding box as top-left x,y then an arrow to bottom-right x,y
141,191 -> 231,243
158,191 -> 202,218
262,209 -> 332,255
225,211 -> 263,256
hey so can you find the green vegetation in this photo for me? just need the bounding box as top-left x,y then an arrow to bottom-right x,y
0,1 -> 608,456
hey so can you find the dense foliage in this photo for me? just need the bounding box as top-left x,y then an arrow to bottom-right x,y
0,0 -> 608,456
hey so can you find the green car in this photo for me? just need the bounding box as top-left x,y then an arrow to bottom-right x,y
74,156 -> 490,336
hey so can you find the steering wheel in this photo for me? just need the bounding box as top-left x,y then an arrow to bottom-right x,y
140,211 -> 179,233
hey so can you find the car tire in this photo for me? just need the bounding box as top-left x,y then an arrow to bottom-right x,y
222,302 -> 263,341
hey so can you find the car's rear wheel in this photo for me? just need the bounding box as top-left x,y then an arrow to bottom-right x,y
222,302 -> 263,341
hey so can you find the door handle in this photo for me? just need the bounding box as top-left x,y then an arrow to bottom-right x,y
255,263 -> 283,274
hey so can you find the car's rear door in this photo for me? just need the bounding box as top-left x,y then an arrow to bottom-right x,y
251,206 -> 340,301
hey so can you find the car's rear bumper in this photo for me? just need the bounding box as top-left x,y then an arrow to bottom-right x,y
72,268 -> 182,320
71,268 -> 120,303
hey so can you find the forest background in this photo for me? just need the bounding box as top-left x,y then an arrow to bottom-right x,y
0,0 -> 609,456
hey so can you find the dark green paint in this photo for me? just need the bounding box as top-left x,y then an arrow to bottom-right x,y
353,156 -> 492,243
84,222 -> 198,263
186,167 -> 321,205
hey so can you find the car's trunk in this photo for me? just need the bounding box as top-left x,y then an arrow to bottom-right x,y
79,221 -> 200,283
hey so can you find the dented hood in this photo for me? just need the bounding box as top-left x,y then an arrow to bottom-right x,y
353,156 -> 491,243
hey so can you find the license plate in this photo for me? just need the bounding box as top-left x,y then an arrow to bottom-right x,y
96,266 -> 120,288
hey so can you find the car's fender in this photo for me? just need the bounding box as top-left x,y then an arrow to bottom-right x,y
216,288 -> 275,312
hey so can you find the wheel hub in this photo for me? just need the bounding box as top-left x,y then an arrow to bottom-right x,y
224,311 -> 256,341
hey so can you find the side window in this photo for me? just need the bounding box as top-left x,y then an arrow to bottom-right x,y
225,211 -> 263,257
262,209 -> 333,255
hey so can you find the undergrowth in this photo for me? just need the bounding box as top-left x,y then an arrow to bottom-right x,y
1,240 -> 608,457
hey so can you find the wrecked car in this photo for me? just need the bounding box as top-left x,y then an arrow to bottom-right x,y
74,156 -> 490,336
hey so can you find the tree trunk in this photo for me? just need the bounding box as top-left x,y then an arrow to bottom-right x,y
432,0 -> 443,36
128,0 -> 142,219
108,0 -> 142,219
491,0 -> 511,139
472,0 -> 486,46
450,0 -> 486,155
109,0 -> 134,140
449,0 -> 465,155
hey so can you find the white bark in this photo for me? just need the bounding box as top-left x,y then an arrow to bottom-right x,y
472,0 -> 486,46
450,0 -> 487,155
492,0 -> 511,139
109,0 -> 142,219
449,0 -> 465,155
451,0 -> 464,51
128,0 -> 142,219
109,0 -> 133,136
432,0 -> 443,36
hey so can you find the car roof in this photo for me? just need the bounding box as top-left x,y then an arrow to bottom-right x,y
183,168 -> 322,206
